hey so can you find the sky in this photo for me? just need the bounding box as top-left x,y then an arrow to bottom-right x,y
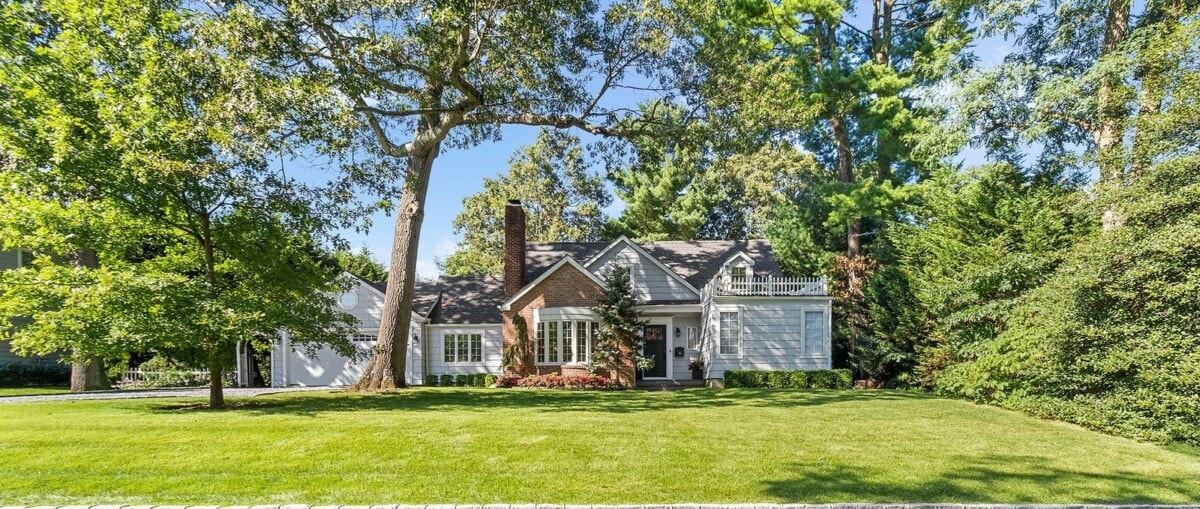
327,8 -> 1016,281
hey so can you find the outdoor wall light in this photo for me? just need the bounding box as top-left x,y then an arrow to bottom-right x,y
675,327 -> 681,337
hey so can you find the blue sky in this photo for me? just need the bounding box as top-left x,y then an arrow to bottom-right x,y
330,11 -> 1015,280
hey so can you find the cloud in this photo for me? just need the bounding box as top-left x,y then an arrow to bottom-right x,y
415,258 -> 440,281
432,236 -> 458,258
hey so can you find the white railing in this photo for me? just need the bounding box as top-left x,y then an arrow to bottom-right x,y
121,368 -> 211,381
714,275 -> 828,296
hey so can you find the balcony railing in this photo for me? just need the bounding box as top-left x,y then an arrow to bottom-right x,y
713,275 -> 828,296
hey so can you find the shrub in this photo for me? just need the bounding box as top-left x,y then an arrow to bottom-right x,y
424,374 -> 438,386
454,374 -> 471,387
0,362 -> 70,386
472,373 -> 487,387
483,374 -> 497,387
808,370 -> 834,388
831,369 -> 853,389
439,374 -> 453,387
787,370 -> 809,389
499,373 -> 624,390
766,371 -> 790,388
723,369 -> 853,389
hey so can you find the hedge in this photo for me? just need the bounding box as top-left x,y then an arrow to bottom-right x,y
0,362 -> 70,386
724,369 -> 852,389
425,373 -> 495,387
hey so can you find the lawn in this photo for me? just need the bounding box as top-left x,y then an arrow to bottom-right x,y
0,386 -> 70,397
1,388 -> 1197,505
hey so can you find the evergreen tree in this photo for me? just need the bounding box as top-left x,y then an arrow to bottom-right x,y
589,266 -> 650,386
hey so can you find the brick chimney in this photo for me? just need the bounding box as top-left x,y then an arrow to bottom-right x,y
504,200 -> 526,297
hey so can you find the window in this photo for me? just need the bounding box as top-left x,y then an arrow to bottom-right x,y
535,319 -> 598,364
731,266 -> 747,282
686,327 -> 699,349
470,334 -> 482,362
719,311 -> 740,355
804,311 -> 825,355
351,333 -> 377,342
536,322 -> 546,363
444,333 -> 484,364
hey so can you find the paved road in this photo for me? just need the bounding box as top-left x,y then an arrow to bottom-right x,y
0,385 -> 336,404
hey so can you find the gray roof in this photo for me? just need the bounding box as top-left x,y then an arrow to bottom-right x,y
525,239 -> 784,289
365,239 -> 785,324
423,276 -> 505,324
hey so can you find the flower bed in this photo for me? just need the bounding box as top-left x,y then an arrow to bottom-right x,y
494,373 -> 626,390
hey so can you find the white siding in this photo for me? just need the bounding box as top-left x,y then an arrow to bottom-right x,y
701,297 -> 833,379
271,278 -> 425,387
425,325 -> 503,377
671,315 -> 701,380
590,243 -> 696,302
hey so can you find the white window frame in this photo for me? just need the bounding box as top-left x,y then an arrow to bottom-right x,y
443,331 -> 485,365
717,307 -> 742,357
534,318 -> 598,366
803,310 -> 826,356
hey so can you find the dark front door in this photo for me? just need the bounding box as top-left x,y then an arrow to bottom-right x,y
640,325 -> 667,379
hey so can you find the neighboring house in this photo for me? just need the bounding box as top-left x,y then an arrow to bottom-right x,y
0,249 -> 59,366
264,200 -> 832,387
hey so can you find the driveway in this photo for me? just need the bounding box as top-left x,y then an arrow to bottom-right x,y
0,385 -> 336,404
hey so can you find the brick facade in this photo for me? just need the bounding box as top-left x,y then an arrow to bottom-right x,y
502,262 -> 633,382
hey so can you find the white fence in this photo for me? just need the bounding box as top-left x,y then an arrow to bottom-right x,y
715,276 -> 828,296
121,368 -> 211,382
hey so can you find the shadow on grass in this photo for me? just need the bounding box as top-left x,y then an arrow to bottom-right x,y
148,387 -> 930,416
762,454 -> 1200,503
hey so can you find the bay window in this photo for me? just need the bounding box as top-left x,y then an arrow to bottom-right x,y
535,319 -> 598,364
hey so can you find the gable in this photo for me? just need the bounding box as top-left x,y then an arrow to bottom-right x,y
586,239 -> 700,303
501,257 -> 606,311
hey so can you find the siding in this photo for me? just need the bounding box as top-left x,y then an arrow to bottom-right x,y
702,298 -> 833,379
590,243 -> 697,303
425,325 -> 503,377
271,278 -> 424,387
670,315 -> 701,380
1,250 -> 59,366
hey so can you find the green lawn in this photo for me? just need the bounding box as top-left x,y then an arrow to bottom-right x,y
1,388 -> 1197,505
0,386 -> 70,397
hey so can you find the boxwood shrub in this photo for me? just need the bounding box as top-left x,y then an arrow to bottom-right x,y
0,362 -> 70,386
439,374 -> 454,387
424,374 -> 438,386
723,369 -> 853,389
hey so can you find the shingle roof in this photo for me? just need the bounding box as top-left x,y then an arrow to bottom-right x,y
366,239 -> 785,324
424,276 -> 505,324
524,239 -> 784,290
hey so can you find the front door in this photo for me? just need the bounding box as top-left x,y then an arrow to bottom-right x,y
640,325 -> 668,379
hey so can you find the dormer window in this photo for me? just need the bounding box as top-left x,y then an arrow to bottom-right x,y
730,266 -> 748,283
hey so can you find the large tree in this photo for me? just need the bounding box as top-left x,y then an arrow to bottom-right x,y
214,0 -> 682,390
441,130 -> 610,276
0,0 -> 358,406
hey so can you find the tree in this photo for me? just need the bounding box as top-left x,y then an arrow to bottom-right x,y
442,130 -> 610,276
215,0 -> 682,390
589,266 -> 650,386
0,0 -> 358,406
334,247 -> 388,283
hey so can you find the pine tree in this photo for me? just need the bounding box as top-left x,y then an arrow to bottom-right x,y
589,266 -> 650,386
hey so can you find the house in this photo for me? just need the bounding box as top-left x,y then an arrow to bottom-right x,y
265,200 -> 832,387
0,249 -> 59,366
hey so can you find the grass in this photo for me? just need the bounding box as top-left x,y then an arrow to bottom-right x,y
0,386 -> 70,397
0,388 -> 1198,505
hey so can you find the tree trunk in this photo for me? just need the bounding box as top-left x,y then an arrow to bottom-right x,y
208,352 -> 225,408
67,248 -> 110,392
351,144 -> 438,391
70,356 -> 108,393
1096,0 -> 1132,231
830,114 -> 862,258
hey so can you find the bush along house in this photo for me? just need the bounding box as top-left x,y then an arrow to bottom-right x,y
264,200 -> 832,388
